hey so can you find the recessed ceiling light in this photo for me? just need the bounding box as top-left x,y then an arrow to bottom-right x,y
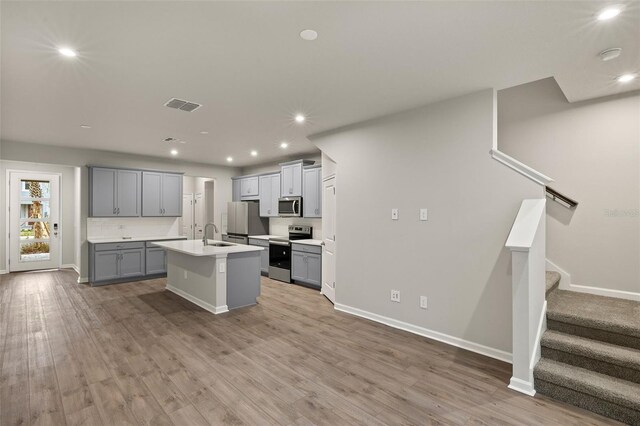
280,142 -> 289,149
80,124 -> 91,129
295,114 -> 305,123
617,73 -> 637,83
597,6 -> 622,21
250,150 -> 258,157
58,47 -> 77,57
300,29 -> 318,41
226,156 -> 233,162
200,131 -> 209,135
170,149 -> 178,156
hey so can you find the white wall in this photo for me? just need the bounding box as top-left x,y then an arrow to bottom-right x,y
239,153 -> 321,176
0,140 -> 240,279
311,89 -> 543,356
498,78 -> 640,295
0,160 -> 79,271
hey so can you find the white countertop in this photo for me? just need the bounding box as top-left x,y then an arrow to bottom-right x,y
87,235 -> 187,244
152,239 -> 263,257
291,239 -> 323,246
248,235 -> 286,240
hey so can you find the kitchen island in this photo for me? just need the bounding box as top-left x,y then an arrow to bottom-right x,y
152,239 -> 263,314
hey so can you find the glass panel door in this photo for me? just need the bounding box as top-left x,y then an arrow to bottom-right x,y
9,173 -> 60,271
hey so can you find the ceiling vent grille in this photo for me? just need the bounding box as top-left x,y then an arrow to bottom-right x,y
164,98 -> 202,112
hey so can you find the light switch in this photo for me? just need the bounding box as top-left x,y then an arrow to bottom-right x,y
391,209 -> 399,220
219,263 -> 226,273
420,209 -> 428,221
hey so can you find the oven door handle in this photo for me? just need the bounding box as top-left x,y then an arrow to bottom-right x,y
269,241 -> 290,246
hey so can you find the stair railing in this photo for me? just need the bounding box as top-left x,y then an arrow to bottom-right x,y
506,198 -> 547,396
546,187 -> 578,209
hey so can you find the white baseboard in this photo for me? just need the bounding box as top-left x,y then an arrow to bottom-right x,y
334,303 -> 512,364
508,377 -> 536,396
77,277 -> 88,284
568,283 -> 640,302
61,264 -> 80,274
545,259 -> 571,290
166,284 -> 229,314
0,269 -> 7,275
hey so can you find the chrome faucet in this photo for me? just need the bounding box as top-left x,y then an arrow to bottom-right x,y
202,223 -> 219,246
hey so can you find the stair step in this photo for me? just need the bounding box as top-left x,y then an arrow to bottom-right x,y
545,271 -> 561,296
547,290 -> 640,350
534,359 -> 640,424
541,330 -> 640,384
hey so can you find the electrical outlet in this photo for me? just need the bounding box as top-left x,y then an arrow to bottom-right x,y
391,209 -> 399,220
420,296 -> 428,309
420,208 -> 428,221
390,289 -> 401,302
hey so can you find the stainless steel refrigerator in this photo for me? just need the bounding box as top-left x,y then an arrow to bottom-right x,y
225,201 -> 269,245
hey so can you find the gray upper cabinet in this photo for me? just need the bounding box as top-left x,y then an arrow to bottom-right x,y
303,166 -> 322,218
89,167 -> 141,217
142,171 -> 183,217
259,173 -> 280,217
280,160 -> 315,197
240,176 -> 259,200
232,179 -> 241,201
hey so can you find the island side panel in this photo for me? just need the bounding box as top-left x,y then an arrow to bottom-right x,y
227,251 -> 261,310
165,251 -> 228,314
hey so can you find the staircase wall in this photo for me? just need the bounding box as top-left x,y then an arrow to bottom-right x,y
498,78 -> 640,297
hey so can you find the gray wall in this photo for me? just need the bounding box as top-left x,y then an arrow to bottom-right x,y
0,140 -> 240,279
498,78 -> 640,294
311,89 -> 542,355
0,160 -> 78,270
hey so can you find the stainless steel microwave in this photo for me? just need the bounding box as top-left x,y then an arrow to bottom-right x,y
278,197 -> 302,217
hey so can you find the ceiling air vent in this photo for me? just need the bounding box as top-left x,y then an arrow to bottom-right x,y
164,98 -> 202,112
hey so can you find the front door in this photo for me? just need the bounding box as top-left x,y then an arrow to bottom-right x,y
322,175 -> 336,304
9,172 -> 61,271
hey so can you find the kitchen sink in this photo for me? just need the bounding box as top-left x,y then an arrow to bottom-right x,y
208,242 -> 234,247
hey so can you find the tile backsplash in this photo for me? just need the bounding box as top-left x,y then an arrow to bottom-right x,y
87,217 -> 180,239
269,217 -> 322,239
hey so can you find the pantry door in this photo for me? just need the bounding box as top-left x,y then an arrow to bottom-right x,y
9,172 -> 61,271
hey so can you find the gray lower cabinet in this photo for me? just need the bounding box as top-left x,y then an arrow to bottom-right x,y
89,167 -> 141,217
291,244 -> 322,287
145,247 -> 167,275
90,238 -> 184,285
248,238 -> 269,275
90,241 -> 145,284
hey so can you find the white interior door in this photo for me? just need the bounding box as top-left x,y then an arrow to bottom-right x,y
322,175 -> 336,304
194,192 -> 204,240
181,193 -> 194,239
9,172 -> 61,271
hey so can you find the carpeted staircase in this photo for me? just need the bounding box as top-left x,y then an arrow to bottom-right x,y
534,274 -> 640,425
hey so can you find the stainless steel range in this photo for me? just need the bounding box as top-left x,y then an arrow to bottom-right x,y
268,225 -> 312,283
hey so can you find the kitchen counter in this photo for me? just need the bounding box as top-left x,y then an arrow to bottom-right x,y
87,235 -> 187,244
153,239 -> 262,315
153,239 -> 263,257
248,235 -> 286,241
292,239 -> 323,246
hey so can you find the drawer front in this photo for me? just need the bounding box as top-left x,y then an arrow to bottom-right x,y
94,241 -> 145,252
291,243 -> 322,254
249,238 -> 269,247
